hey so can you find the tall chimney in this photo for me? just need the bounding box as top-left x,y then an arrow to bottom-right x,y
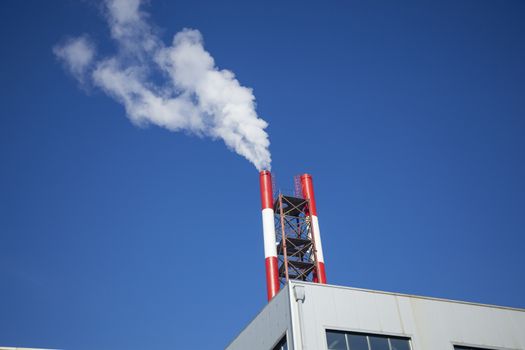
300,174 -> 327,284
259,170 -> 280,300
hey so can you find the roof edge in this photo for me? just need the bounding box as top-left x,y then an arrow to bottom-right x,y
288,281 -> 525,312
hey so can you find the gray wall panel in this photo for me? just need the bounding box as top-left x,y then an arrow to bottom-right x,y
226,285 -> 292,350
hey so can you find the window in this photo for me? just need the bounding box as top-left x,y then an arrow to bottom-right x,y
272,334 -> 287,350
326,330 -> 411,350
455,346 -> 495,350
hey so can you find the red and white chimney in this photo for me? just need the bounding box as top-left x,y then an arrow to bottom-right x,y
300,174 -> 327,284
259,170 -> 280,300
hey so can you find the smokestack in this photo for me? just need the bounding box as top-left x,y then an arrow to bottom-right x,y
259,170 -> 280,300
300,174 -> 327,284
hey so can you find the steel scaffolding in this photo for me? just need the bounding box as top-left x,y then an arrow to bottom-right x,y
274,193 -> 320,286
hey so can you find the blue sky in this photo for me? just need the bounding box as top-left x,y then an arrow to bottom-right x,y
1,0 -> 524,349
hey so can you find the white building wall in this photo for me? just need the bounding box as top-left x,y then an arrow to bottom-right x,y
226,284 -> 293,350
289,281 -> 525,350
226,281 -> 525,350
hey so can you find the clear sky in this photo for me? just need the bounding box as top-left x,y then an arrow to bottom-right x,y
1,0 -> 524,349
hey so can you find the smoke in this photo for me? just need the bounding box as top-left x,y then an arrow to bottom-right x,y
54,0 -> 271,170
53,36 -> 95,85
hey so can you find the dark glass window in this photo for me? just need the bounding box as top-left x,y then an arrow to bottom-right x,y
272,334 -> 287,350
325,330 -> 410,350
369,336 -> 390,350
455,346 -> 495,350
327,330 -> 347,350
347,333 -> 369,350
390,338 -> 411,350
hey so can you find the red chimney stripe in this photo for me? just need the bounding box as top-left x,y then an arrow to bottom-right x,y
317,261 -> 327,284
300,174 -> 317,216
265,256 -> 280,300
259,170 -> 274,210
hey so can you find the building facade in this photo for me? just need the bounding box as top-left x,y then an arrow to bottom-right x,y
226,281 -> 525,350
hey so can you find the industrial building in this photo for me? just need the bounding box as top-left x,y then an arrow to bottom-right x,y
226,171 -> 525,350
226,281 -> 525,350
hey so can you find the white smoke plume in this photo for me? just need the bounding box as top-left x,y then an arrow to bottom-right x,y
53,36 -> 95,85
54,0 -> 271,170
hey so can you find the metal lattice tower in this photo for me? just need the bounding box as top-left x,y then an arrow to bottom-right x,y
274,193 -> 319,286
259,171 -> 327,300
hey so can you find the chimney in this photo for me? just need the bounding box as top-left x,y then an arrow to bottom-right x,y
259,170 -> 280,300
300,174 -> 327,284
259,171 -> 328,302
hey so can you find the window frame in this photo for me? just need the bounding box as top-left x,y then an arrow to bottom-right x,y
325,328 -> 412,350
